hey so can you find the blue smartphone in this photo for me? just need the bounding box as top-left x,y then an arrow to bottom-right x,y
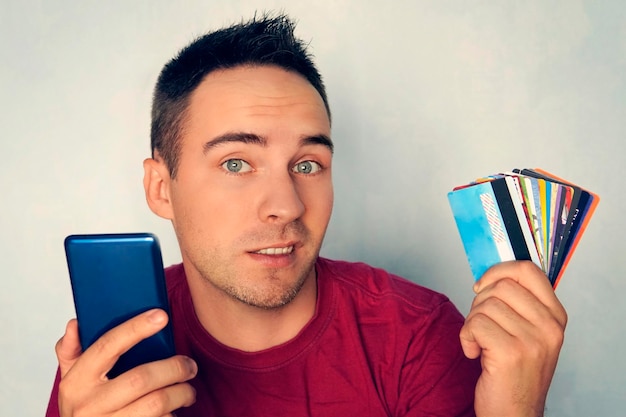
64,233 -> 176,378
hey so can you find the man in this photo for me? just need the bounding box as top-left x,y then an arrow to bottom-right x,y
47,13 -> 566,417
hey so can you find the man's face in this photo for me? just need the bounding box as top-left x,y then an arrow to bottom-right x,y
160,65 -> 333,309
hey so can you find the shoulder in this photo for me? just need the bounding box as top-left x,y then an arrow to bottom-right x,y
315,258 -> 479,412
316,257 -> 464,328
317,257 -> 454,312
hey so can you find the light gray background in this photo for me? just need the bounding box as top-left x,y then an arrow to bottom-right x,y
2,1 -> 624,415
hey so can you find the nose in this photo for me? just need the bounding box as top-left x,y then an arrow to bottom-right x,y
257,171 -> 305,224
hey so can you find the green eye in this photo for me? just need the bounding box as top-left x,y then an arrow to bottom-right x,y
222,159 -> 252,173
293,161 -> 321,174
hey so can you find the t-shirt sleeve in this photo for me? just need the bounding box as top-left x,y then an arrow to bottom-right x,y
45,368 -> 61,417
395,300 -> 481,417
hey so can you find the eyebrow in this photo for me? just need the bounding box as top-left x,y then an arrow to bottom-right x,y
203,132 -> 334,154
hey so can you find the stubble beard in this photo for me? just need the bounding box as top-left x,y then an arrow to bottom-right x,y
221,262 -> 314,310
192,222 -> 320,310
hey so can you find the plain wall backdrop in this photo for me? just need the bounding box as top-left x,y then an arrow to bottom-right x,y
1,1 -> 624,415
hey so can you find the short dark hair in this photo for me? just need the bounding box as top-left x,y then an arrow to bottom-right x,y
151,13 -> 331,178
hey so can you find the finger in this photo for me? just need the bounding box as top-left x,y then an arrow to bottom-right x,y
458,323 -> 480,359
75,309 -> 169,380
462,279 -> 544,360
459,290 -> 532,359
475,261 -> 567,326
469,278 -> 561,334
101,355 -> 198,411
121,381 -> 196,417
467,288 -> 564,353
475,261 -> 549,294
459,312 -> 514,360
55,319 -> 83,378
462,277 -> 566,362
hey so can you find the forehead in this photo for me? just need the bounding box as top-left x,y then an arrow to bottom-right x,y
184,65 -> 330,136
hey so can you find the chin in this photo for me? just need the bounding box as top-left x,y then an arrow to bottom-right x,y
231,272 -> 309,310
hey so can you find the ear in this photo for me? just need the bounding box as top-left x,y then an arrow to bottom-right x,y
143,156 -> 174,220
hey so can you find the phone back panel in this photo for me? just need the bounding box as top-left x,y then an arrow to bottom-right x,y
64,233 -> 175,378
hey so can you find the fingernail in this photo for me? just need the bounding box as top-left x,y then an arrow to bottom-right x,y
147,309 -> 166,324
473,281 -> 480,293
188,358 -> 198,376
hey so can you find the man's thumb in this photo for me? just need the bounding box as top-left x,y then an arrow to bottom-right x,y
55,319 -> 83,377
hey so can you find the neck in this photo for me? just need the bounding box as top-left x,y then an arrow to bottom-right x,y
184,267 -> 318,352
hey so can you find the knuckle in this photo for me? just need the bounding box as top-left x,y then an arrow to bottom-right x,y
466,311 -> 491,329
470,296 -> 505,319
517,260 -> 538,275
519,259 -> 535,270
91,331 -> 115,357
492,276 -> 516,292
127,367 -> 151,391
543,318 -> 565,348
145,389 -> 170,414
478,296 -> 506,315
90,318 -> 143,357
550,334 -> 565,352
539,308 -> 564,330
562,308 -> 569,327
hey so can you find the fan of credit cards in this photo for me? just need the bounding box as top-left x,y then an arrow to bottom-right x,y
447,168 -> 599,289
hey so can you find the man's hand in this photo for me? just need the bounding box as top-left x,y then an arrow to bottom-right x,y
55,309 -> 197,417
459,261 -> 567,417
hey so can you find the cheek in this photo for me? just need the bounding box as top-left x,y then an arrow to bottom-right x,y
171,182 -> 245,237
301,183 -> 334,226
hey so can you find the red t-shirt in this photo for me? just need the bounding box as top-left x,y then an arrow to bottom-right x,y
46,257 -> 480,416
